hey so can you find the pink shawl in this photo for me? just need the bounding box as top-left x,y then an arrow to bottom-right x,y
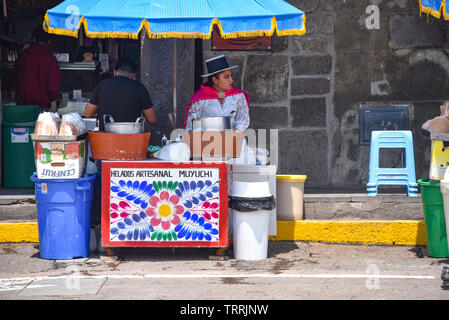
184,85 -> 250,126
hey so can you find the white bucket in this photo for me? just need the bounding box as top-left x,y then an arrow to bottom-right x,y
230,180 -> 271,198
232,209 -> 269,261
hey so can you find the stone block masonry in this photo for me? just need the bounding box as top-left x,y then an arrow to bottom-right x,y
215,0 -> 449,189
202,0 -> 335,187
138,0 -> 449,189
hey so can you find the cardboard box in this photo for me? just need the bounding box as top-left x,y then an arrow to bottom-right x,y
33,139 -> 88,179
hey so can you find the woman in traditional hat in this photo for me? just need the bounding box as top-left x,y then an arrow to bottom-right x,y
184,54 -> 250,131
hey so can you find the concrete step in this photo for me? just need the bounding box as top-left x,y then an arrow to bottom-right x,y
304,193 -> 424,220
0,189 -> 36,222
0,189 -> 425,222
0,189 -> 428,246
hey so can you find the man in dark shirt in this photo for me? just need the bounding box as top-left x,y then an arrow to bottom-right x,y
85,57 -> 157,254
84,57 -> 157,128
9,25 -> 60,109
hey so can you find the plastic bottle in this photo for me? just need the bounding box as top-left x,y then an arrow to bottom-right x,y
10,91 -> 16,105
161,135 -> 168,146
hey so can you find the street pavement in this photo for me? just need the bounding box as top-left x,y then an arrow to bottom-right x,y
1,241 -> 449,307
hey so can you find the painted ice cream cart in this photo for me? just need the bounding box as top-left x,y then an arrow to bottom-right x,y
101,160 -> 230,249
44,0 -> 305,253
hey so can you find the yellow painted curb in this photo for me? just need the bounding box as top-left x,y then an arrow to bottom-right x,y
0,222 -> 39,243
269,220 -> 427,246
0,220 -> 427,245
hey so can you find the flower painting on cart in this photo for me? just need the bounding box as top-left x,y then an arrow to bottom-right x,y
103,163 -> 227,247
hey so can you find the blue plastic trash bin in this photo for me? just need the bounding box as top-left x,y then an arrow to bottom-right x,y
31,174 -> 96,260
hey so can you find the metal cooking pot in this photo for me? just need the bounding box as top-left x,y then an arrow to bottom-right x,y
192,115 -> 232,132
103,114 -> 144,134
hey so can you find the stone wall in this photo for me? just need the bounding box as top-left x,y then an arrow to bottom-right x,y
202,0 -> 449,188
202,0 -> 335,187
331,0 -> 449,188
140,33 -> 196,146
140,0 -> 449,189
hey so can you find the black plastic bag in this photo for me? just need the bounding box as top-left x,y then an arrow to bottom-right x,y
229,196 -> 276,212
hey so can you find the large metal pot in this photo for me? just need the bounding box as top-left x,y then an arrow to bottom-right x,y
192,116 -> 231,131
103,114 -> 144,134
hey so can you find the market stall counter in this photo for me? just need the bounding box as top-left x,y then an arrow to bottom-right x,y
101,160 -> 230,249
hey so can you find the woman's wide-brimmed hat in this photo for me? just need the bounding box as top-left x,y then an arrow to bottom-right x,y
201,54 -> 239,77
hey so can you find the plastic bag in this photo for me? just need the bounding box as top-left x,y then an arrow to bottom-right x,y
86,160 -> 98,175
422,102 -> 449,133
35,112 -> 60,135
153,142 -> 191,161
229,195 -> 276,212
233,142 -> 269,165
59,112 -> 87,136
250,147 -> 269,165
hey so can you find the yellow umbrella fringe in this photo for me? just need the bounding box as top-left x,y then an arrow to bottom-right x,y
44,13 -> 140,39
44,13 -> 306,39
443,0 -> 449,19
419,0 -> 449,20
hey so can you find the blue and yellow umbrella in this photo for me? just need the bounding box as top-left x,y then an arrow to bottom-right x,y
43,0 -> 306,39
43,0 -> 306,127
419,0 -> 449,20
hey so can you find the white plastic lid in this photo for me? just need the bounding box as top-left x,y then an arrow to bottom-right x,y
230,180 -> 271,198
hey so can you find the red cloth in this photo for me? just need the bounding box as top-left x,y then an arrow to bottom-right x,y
9,43 -> 60,109
184,84 -> 250,126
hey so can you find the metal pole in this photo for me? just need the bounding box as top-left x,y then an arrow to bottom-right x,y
172,38 -> 177,129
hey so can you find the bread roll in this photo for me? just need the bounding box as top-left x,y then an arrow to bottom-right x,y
59,113 -> 87,136
59,121 -> 79,136
35,112 -> 60,135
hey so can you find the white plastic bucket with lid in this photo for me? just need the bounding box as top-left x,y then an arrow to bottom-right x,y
230,180 -> 273,261
230,180 -> 271,198
276,175 -> 307,220
440,168 -> 449,254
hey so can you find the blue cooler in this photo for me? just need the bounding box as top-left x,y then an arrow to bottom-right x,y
31,174 -> 96,259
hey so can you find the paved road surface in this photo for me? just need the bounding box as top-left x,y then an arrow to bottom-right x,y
0,242 -> 448,313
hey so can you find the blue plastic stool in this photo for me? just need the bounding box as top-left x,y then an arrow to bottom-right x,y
367,130 -> 417,197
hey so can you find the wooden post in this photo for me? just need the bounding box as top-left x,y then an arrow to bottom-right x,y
170,38 -> 177,129
3,0 -> 7,18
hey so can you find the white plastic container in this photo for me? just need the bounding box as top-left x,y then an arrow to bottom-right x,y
276,175 -> 307,220
230,180 -> 273,261
440,168 -> 449,252
230,180 -> 271,198
231,165 -> 277,236
232,209 -> 270,261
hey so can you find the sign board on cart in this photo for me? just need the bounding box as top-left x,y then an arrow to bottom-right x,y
101,161 -> 229,248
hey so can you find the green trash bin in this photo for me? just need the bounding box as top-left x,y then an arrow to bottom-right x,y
418,179 -> 449,258
2,105 -> 40,188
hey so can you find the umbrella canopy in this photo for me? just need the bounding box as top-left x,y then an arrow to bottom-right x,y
419,0 -> 449,20
43,0 -> 306,39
